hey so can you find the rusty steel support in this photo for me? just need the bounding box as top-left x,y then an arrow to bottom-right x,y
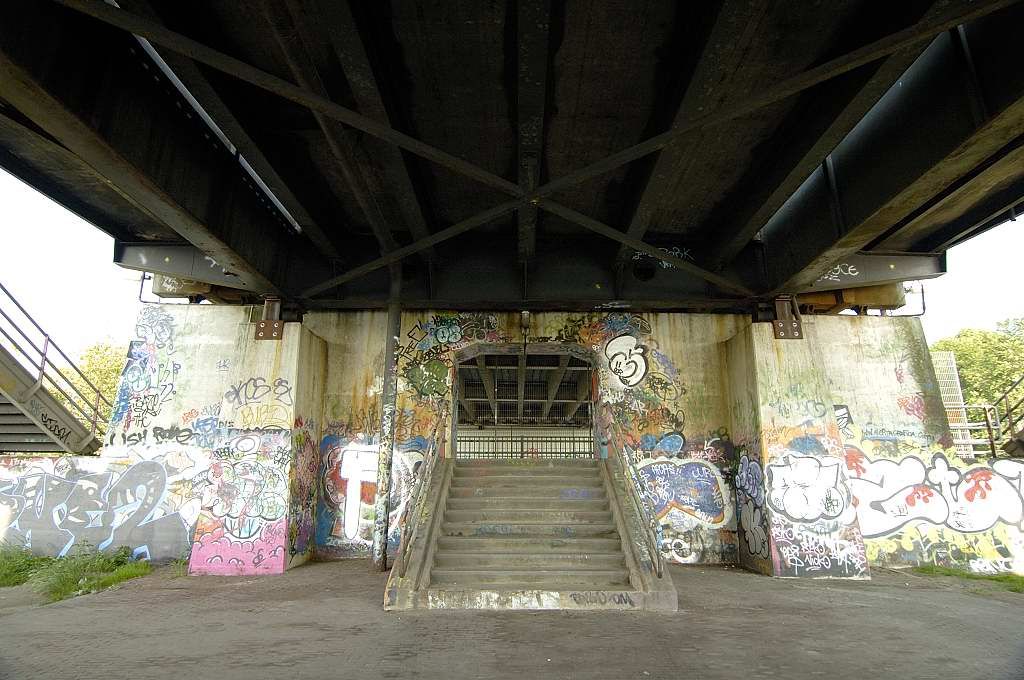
371,270 -> 402,571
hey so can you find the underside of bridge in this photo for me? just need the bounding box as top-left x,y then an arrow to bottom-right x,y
0,0 -> 1022,313
3,0 -> 1024,609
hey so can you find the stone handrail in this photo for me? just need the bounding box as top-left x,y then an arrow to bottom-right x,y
609,442 -> 665,578
392,435 -> 441,578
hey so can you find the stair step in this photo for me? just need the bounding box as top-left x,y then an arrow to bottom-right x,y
442,522 -> 618,538
455,459 -> 596,468
454,466 -> 600,477
449,485 -> 606,499
445,509 -> 612,523
450,475 -> 604,488
446,497 -> 608,511
434,552 -> 625,570
424,588 -> 643,610
431,569 -> 631,587
436,536 -> 623,553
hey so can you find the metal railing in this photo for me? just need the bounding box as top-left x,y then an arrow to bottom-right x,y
0,281 -> 112,445
995,373 -> 1024,446
948,374 -> 1024,457
609,443 -> 666,578
456,434 -> 594,459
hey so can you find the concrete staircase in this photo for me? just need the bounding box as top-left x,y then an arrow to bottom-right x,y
385,458 -> 677,611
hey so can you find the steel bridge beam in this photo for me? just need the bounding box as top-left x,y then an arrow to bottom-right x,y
116,0 -> 341,262
53,0 -> 1020,301
765,16 -> 1024,294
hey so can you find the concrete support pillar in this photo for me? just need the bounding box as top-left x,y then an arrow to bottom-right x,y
730,322 -> 869,579
372,297 -> 402,571
187,321 -> 325,576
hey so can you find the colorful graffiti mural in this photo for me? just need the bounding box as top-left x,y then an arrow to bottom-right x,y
188,429 -> 291,574
0,447 -> 209,560
315,433 -> 424,558
288,417 -> 319,564
540,314 -> 738,564
757,424 -> 869,578
838,416 -> 1024,575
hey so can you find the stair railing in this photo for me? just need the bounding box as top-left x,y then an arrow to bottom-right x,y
995,373 -> 1024,444
609,442 -> 665,578
950,403 -> 1001,456
392,432 -> 442,578
0,281 -> 112,445
951,374 -> 1024,457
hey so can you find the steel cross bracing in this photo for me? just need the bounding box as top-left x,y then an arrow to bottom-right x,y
54,0 -> 1022,303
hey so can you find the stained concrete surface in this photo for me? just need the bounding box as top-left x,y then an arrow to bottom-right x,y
0,562 -> 1021,680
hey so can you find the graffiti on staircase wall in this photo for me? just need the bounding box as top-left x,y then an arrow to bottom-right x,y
544,313 -> 738,565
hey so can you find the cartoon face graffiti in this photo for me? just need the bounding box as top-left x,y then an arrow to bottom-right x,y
604,334 -> 648,388
766,454 -> 850,523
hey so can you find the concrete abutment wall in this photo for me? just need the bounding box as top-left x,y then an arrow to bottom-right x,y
2,306 -> 1021,578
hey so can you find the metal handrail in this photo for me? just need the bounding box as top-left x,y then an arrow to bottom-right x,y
948,370 -> 1024,456
0,281 -> 112,441
609,442 -> 665,578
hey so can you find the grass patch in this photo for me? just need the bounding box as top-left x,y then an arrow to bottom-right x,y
169,555 -> 190,578
25,546 -> 152,602
0,545 -> 53,587
912,565 -> 1024,593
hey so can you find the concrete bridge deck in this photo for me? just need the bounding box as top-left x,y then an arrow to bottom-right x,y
1,562 -> 1020,680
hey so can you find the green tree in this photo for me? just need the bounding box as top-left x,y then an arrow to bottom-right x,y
931,318 -> 1024,405
53,341 -> 127,435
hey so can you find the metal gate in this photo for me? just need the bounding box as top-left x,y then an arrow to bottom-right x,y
453,350 -> 595,460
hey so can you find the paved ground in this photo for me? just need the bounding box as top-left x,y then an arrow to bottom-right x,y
0,562 -> 1021,680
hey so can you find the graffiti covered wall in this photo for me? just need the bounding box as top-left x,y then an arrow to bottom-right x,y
726,327 -> 771,574
303,312 -> 388,558
811,316 -> 1024,575
746,323 -> 870,579
0,449 -> 207,560
187,321 -> 323,576
1,304 -> 329,574
5,305 -> 1016,579
1,305 -> 250,562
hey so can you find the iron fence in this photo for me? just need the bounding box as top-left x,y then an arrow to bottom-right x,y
456,434 -> 594,459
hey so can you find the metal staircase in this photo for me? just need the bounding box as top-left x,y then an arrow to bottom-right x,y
0,282 -> 110,454
949,373 -> 1024,458
385,455 -> 677,611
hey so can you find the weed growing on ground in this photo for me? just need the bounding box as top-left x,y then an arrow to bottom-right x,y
169,553 -> 190,578
0,545 -> 53,587
26,545 -> 152,602
913,565 -> 1024,593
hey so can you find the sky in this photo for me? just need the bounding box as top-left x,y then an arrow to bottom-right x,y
0,166 -> 1021,359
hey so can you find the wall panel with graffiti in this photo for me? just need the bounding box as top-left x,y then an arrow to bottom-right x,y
0,447 -> 209,560
813,316 -> 1024,575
